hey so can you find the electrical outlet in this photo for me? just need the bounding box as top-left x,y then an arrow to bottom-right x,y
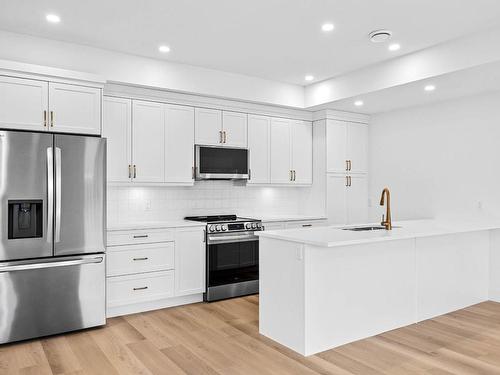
145,200 -> 152,211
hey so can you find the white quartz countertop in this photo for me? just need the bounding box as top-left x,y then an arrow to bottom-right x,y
107,220 -> 206,231
241,214 -> 327,223
256,219 -> 500,247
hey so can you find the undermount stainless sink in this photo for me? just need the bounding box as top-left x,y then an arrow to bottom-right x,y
342,225 -> 397,231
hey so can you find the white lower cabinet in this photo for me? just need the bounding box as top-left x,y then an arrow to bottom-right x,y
175,228 -> 206,296
107,271 -> 175,307
106,226 -> 205,317
327,174 -> 368,225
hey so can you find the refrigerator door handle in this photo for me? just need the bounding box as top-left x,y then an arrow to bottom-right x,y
0,256 -> 103,273
47,147 -> 54,244
55,147 -> 62,243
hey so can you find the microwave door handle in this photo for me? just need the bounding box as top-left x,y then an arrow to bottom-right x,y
55,147 -> 62,243
46,147 -> 53,243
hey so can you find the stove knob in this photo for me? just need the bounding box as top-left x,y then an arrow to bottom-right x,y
215,224 -> 221,231
209,225 -> 215,232
221,224 -> 228,231
251,223 -> 257,229
245,223 -> 252,230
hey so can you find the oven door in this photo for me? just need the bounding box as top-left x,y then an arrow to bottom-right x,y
206,231 -> 259,301
195,145 -> 248,180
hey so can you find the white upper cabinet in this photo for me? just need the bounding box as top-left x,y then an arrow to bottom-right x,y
132,100 -> 165,183
327,120 -> 348,173
347,174 -> 368,224
103,97 -> 132,183
164,104 -> 195,184
327,174 -> 368,225
270,117 -> 313,185
48,82 -> 101,135
270,117 -> 292,184
248,115 -> 271,184
195,108 -> 222,145
327,120 -> 368,174
347,122 -> 368,174
291,120 -> 312,184
0,76 -> 48,131
195,108 -> 247,147
222,111 -> 247,147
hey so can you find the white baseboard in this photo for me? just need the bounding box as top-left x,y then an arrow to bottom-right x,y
106,294 -> 203,318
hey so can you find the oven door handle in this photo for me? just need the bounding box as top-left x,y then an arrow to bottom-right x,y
207,234 -> 258,245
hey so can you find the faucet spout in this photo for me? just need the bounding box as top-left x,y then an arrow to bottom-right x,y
379,187 -> 392,230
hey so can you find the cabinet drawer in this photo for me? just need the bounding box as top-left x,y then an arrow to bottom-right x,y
107,271 -> 174,307
107,242 -> 174,276
285,220 -> 328,229
107,228 -> 175,246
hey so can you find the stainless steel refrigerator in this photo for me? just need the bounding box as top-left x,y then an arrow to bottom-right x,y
0,130 -> 106,344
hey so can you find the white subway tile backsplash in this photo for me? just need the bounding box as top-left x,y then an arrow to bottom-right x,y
107,181 -> 309,225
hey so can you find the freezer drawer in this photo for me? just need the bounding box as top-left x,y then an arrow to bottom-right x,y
0,254 -> 105,344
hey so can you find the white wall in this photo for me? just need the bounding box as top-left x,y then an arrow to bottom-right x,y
0,30 -> 304,108
369,91 -> 500,221
107,182 -> 313,225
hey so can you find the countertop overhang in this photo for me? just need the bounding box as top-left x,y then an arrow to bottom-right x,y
256,219 -> 500,247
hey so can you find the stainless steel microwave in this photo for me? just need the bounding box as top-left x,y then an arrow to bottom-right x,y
195,145 -> 249,180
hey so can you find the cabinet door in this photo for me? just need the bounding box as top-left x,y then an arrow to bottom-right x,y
291,120 -> 312,184
270,117 -> 292,184
223,111 -> 247,147
165,104 -> 195,184
248,114 -> 270,184
347,175 -> 368,224
347,122 -> 368,174
175,228 -> 206,296
326,120 -> 348,173
0,76 -> 48,131
327,174 -> 348,225
195,108 -> 222,145
103,97 -> 132,182
48,82 -> 101,135
132,100 -> 165,182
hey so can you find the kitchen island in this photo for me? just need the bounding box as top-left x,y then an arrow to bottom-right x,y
257,219 -> 500,356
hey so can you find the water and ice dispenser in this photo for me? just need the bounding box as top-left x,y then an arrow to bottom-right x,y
7,200 -> 43,239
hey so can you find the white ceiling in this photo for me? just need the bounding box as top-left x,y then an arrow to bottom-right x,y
326,61 -> 500,114
1,0 -> 500,85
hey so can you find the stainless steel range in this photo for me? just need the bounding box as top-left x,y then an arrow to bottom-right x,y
185,215 -> 262,302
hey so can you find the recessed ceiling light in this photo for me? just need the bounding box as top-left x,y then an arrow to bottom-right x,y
369,29 -> 392,43
424,85 -> 436,92
46,14 -> 61,23
158,45 -> 170,53
321,23 -> 335,32
304,75 -> 314,82
388,43 -> 401,51
354,100 -> 364,107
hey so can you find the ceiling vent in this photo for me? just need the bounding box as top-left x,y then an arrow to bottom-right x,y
369,29 -> 393,43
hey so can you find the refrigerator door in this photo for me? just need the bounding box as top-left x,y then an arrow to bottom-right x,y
0,254 -> 105,344
0,131 -> 54,261
54,134 -> 106,256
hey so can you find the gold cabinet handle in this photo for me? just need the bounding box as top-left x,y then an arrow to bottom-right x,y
50,111 -> 54,127
133,165 -> 137,179
43,110 -> 47,127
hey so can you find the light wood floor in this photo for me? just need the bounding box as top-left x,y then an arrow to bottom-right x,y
2,297 -> 500,375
